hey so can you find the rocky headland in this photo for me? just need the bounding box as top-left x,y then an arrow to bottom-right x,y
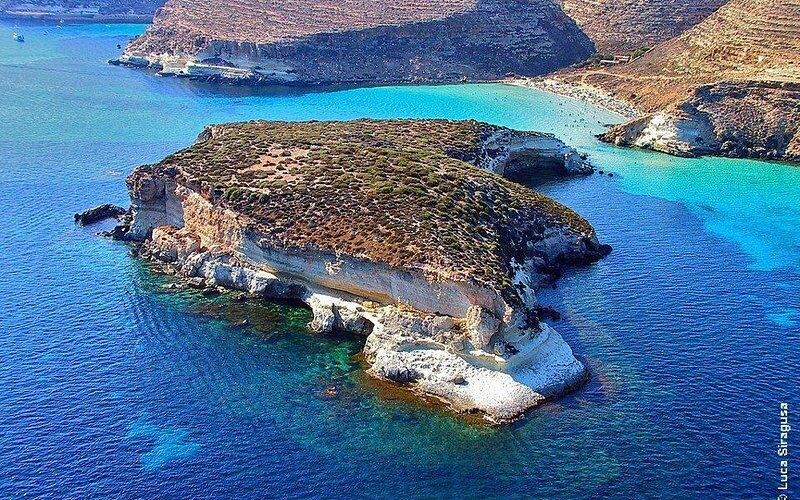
113,119 -> 610,423
599,81 -> 800,161
113,0 -> 594,85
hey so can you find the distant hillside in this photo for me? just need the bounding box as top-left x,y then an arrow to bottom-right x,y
146,0 -> 482,45
0,0 -> 164,18
578,0 -> 800,110
117,0 -> 594,85
583,0 -> 800,161
557,0 -> 726,53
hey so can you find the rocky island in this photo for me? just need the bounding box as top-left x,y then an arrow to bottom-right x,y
116,119 -> 610,422
114,0 -> 594,85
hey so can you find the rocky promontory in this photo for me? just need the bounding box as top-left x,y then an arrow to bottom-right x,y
114,0 -> 594,85
118,119 -> 609,422
599,81 -> 800,161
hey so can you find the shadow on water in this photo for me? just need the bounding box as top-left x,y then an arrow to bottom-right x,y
127,69 -> 506,100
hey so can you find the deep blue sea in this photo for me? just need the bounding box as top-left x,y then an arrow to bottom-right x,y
1,22 -> 798,499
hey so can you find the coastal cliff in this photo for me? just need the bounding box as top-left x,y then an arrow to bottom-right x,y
114,0 -> 594,85
119,119 -> 609,422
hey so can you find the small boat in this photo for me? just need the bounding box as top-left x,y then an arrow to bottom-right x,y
12,32 -> 25,43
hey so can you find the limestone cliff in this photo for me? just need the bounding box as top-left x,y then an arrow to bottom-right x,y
115,0 -> 594,85
600,81 -> 800,161
120,119 -> 610,422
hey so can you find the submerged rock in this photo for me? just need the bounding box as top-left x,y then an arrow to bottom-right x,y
118,119 -> 610,423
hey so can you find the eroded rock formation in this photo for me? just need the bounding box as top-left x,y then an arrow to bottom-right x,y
74,203 -> 127,226
600,81 -> 800,161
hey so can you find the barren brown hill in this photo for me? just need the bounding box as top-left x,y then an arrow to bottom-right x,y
557,0 -> 726,54
118,0 -> 594,85
149,0 -> 479,45
569,0 -> 800,162
576,0 -> 800,111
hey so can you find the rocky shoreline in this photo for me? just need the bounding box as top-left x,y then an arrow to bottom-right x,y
109,56 -> 488,87
112,0 -> 593,86
599,81 -> 800,162
562,0 -> 800,164
97,119 -> 610,423
127,228 -> 592,423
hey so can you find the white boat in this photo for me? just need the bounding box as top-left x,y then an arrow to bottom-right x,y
13,32 -> 25,43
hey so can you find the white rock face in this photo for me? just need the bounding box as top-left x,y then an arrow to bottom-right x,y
630,111 -> 717,157
366,319 -> 586,422
479,128 -> 593,177
131,193 -> 588,423
145,228 -> 589,423
126,176 -> 186,240
601,108 -> 719,158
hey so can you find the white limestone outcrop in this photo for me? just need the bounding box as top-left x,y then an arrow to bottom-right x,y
478,128 -> 593,177
600,109 -> 718,158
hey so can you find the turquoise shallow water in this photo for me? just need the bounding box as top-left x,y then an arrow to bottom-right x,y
0,21 -> 798,498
